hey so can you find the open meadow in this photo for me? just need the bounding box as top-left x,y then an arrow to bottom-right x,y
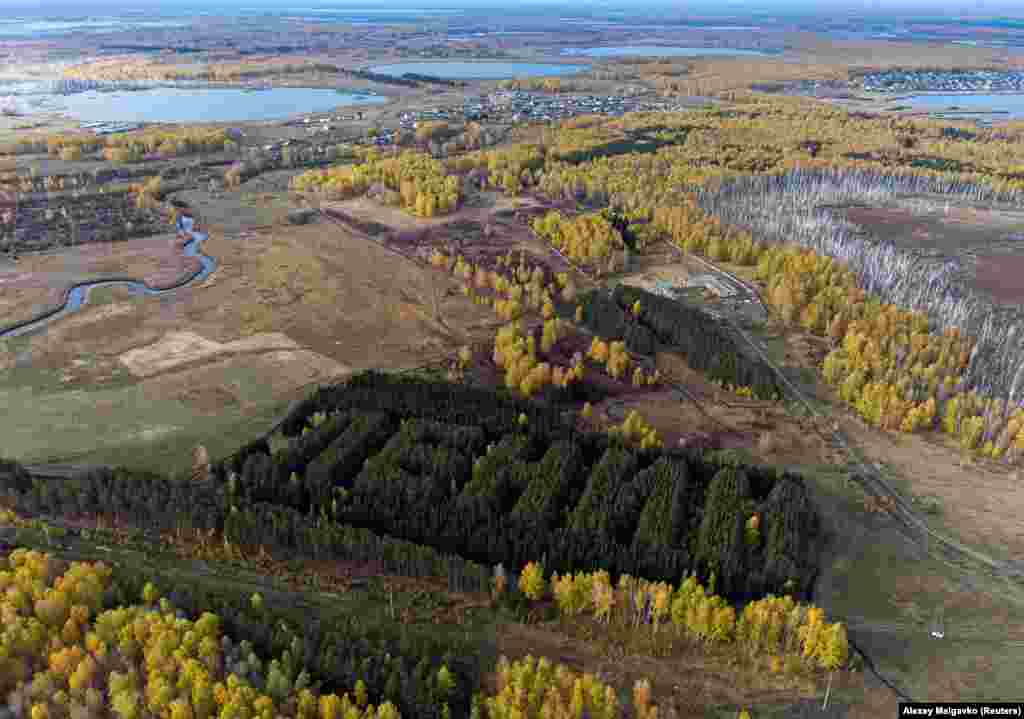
0,233 -> 199,323
0,201 -> 501,472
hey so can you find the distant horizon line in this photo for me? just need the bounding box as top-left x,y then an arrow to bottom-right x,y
2,2 -> 1024,19
4,9 -> 1024,19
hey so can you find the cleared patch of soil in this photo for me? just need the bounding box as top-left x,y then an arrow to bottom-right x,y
125,425 -> 184,443
617,263 -> 693,295
119,330 -> 225,376
118,330 -> 302,378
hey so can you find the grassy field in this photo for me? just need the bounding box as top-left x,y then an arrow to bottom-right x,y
801,456 -> 1024,707
0,194 -> 498,474
0,361 -> 297,472
36,396 -> 296,474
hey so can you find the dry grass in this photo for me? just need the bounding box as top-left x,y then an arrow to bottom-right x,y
239,239 -> 336,335
645,35 -> 1020,95
757,430 -> 787,454
0,234 -> 198,326
6,220 -> 498,386
783,33 -> 1016,69
0,218 -> 497,466
839,411 -> 1024,558
495,620 -> 842,719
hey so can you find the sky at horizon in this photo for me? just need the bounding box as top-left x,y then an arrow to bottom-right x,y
1,1 -> 1024,17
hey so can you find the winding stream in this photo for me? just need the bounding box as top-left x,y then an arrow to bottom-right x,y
0,230 -> 216,339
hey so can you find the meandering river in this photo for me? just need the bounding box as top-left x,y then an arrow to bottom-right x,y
0,229 -> 215,339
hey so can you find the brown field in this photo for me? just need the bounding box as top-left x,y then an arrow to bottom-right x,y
0,208 -> 501,468
778,33 -> 1019,69
0,233 -> 200,324
651,352 -> 841,465
17,219 -> 499,381
839,200 -> 1024,304
838,407 -> 1024,559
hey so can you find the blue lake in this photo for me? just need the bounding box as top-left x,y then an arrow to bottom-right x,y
57,87 -> 386,123
562,46 -> 768,57
901,93 -> 1024,119
367,62 -> 589,80
0,17 -> 187,38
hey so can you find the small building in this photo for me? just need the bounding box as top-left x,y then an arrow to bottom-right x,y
686,274 -> 737,298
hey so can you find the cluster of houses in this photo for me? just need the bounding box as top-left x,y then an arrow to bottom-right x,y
277,88 -> 693,147
79,120 -> 145,135
285,110 -> 367,133
859,69 -> 1024,93
398,90 -> 688,129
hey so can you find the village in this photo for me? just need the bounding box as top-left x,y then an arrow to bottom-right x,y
858,68 -> 1024,93
414,89 -> 686,125
285,89 -> 694,144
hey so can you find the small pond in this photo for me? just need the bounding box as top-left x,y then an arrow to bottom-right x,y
899,93 -> 1024,120
367,61 -> 589,80
57,87 -> 386,123
561,46 -> 768,57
